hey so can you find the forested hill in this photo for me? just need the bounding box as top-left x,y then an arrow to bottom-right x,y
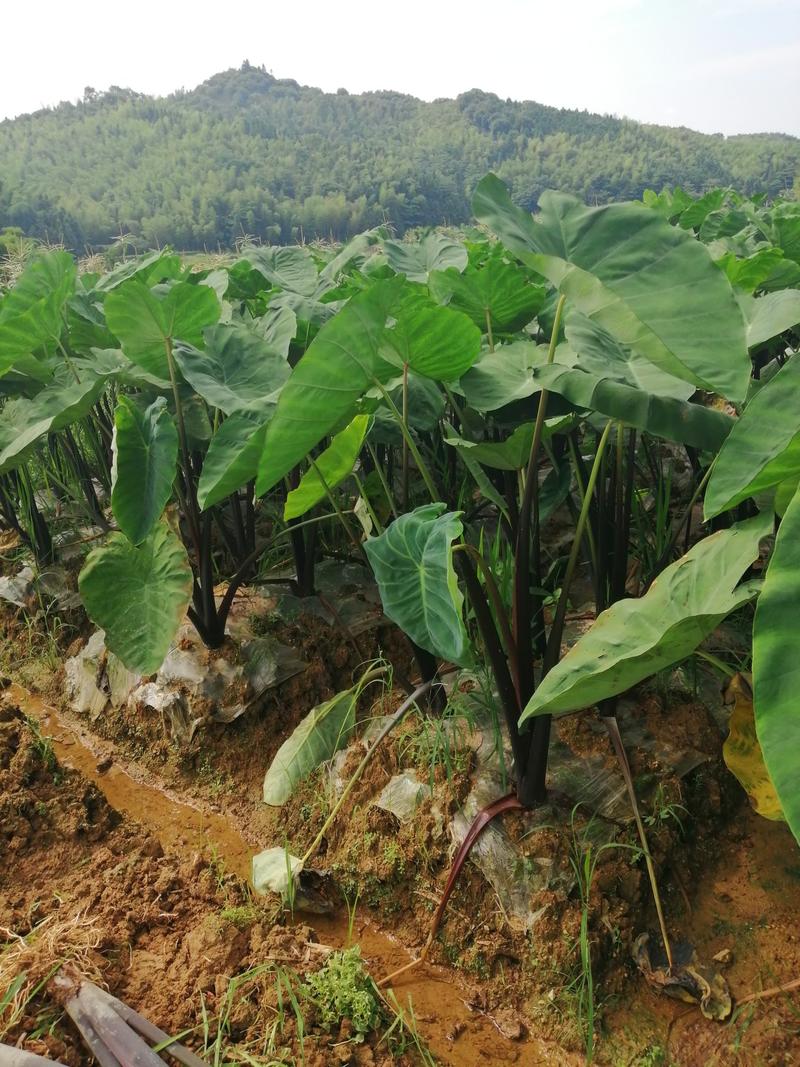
1,61 -> 798,251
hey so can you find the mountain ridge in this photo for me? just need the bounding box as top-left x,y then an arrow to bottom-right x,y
1,61 -> 797,251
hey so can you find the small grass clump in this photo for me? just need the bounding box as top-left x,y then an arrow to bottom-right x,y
302,946 -> 383,1038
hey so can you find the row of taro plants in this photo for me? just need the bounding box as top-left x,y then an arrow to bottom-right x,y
1,177 -> 800,934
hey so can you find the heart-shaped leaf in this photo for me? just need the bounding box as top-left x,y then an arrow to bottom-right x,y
173,322 -> 290,415
105,279 -> 220,378
78,521 -> 193,675
364,503 -> 470,666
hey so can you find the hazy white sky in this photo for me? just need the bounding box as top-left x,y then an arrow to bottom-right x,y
2,0 -> 799,136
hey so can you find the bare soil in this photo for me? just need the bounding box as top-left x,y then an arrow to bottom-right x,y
1,593 -> 799,1066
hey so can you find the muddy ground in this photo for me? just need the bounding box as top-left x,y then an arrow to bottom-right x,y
1,590 -> 800,1066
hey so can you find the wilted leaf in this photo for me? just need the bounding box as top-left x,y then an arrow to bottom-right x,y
263,688 -> 358,805
252,846 -> 303,897
753,482 -> 800,845
722,673 -> 784,821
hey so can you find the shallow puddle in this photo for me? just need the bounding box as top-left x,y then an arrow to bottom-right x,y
11,683 -> 572,1066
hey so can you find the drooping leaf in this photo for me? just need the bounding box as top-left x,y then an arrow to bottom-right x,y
75,347 -> 172,391
428,257 -> 546,333
443,418 -> 569,471
284,415 -> 370,521
364,503 -> 470,666
722,673 -> 784,822
78,521 -> 193,675
533,362 -> 733,451
173,322 -> 290,415
111,396 -> 178,544
0,372 -> 108,474
263,687 -> 358,805
382,291 -> 482,381
319,227 -> 384,283
255,279 -> 404,495
0,251 -> 76,374
704,354 -> 800,518
564,312 -> 695,400
197,414 -> 270,511
105,279 -> 220,378
473,176 -> 750,402
94,250 -> 182,292
744,290 -> 800,349
753,483 -> 800,845
384,233 -> 467,283
520,513 -> 770,723
445,422 -> 537,471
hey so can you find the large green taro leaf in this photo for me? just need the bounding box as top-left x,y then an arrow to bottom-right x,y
384,233 -> 467,283
428,257 -> 546,333
705,354 -> 800,518
0,372 -> 108,474
246,245 -> 322,297
473,176 -> 750,403
533,363 -> 733,451
173,322 -> 290,415
78,521 -> 193,675
262,687 -> 357,806
364,503 -> 470,667
381,291 -> 482,381
520,512 -> 770,723
456,341 -> 543,412
197,414 -> 270,511
105,279 -> 220,378
253,305 -> 297,355
255,279 -> 404,496
753,484 -> 800,844
94,250 -> 182,292
743,290 -> 800,349
716,248 -> 786,293
111,396 -> 177,545
284,415 -> 370,521
0,251 -> 76,375
563,312 -> 695,401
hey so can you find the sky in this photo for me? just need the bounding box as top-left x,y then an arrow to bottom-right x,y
2,0 -> 799,136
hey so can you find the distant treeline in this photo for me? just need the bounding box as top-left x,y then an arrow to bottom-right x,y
1,61 -> 798,251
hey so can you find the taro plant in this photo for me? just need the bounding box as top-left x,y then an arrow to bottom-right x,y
249,176 -> 770,970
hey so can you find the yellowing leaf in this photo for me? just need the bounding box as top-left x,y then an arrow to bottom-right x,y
723,673 -> 785,822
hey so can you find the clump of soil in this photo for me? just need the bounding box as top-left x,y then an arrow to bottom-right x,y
0,697 -> 423,1066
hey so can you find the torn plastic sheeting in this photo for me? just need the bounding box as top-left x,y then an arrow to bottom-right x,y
64,625 -> 308,739
449,771 -> 563,931
0,564 -> 81,613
